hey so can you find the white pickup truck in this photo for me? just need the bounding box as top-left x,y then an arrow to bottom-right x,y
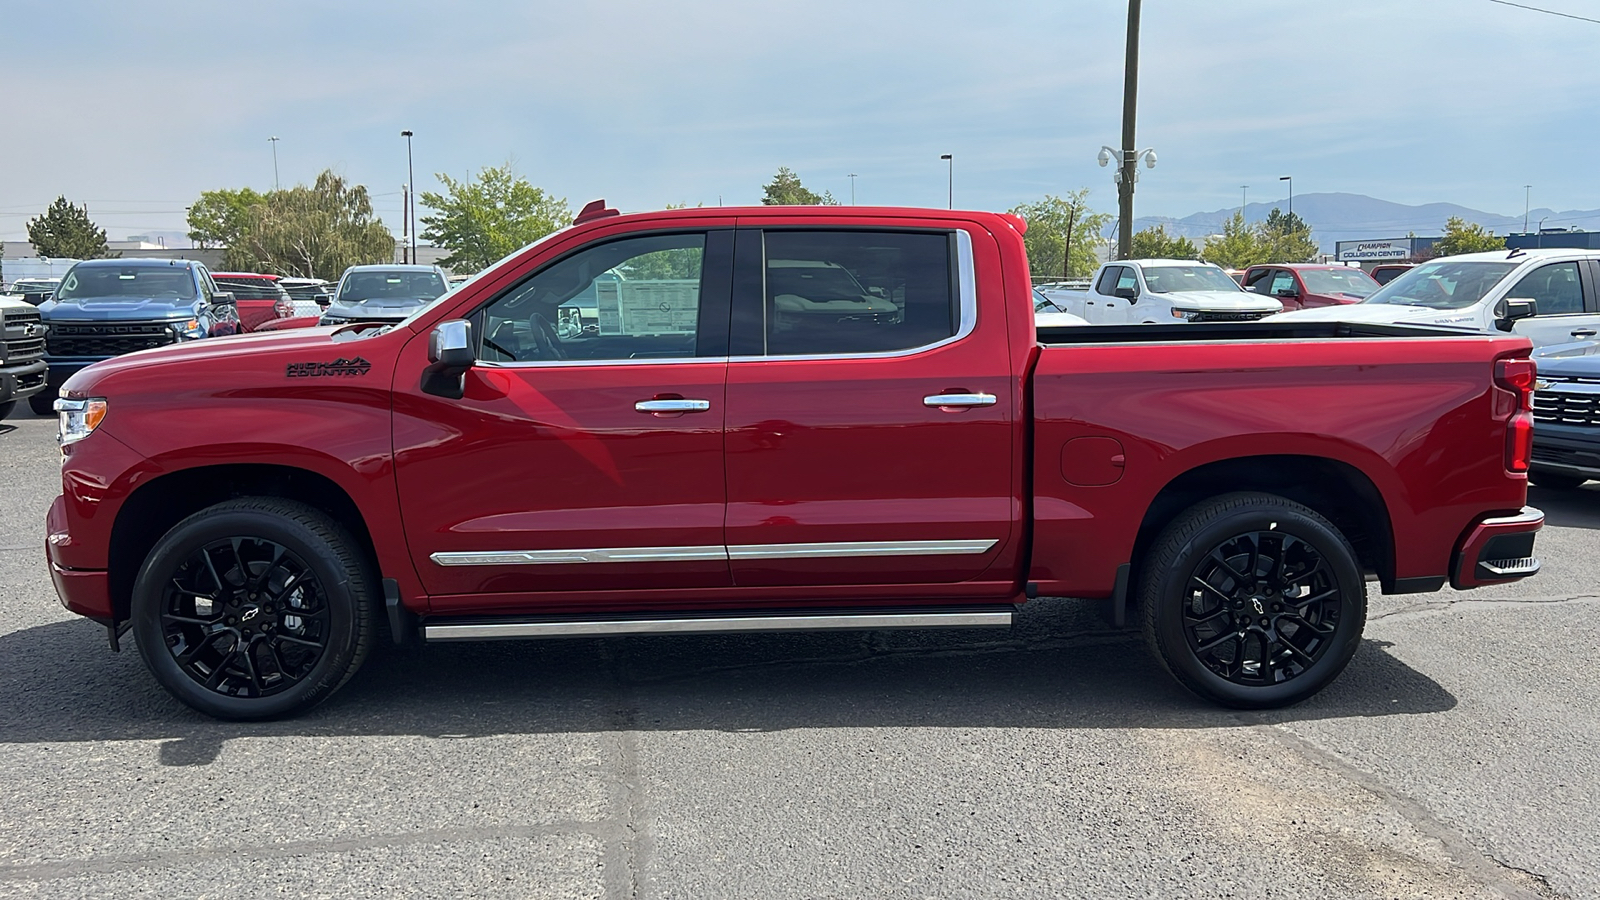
1037,259 -> 1282,324
1269,248 -> 1600,347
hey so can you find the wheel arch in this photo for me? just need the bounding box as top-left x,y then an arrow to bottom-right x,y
1131,454 -> 1396,591
107,463 -> 379,624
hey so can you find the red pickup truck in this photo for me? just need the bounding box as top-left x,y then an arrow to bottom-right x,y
46,203 -> 1544,720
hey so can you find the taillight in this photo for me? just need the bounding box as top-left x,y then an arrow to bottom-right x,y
1496,358 -> 1535,411
274,298 -> 294,318
1496,358 -> 1536,473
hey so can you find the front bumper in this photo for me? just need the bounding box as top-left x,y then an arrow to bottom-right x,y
0,359 -> 47,403
47,496 -> 113,620
1451,506 -> 1544,590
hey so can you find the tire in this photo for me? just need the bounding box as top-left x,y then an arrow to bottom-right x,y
0,400 -> 14,421
1139,492 -> 1366,709
131,498 -> 375,720
28,393 -> 54,416
1529,471 -> 1587,490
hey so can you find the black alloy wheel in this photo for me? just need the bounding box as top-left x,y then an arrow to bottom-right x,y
132,498 -> 374,720
160,537 -> 329,699
1141,492 -> 1366,709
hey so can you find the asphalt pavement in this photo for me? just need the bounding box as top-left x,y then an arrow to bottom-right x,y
1,410 -> 1596,899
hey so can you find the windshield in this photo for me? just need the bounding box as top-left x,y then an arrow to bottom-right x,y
1141,265 -> 1241,293
339,271 -> 448,302
1299,268 -> 1379,298
56,266 -> 195,300
1033,288 -> 1062,312
1360,260 -> 1518,310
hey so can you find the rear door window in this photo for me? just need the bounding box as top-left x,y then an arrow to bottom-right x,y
1243,268 -> 1273,293
753,230 -> 956,356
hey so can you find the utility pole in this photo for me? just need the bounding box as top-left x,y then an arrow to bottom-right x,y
1240,185 -> 1249,215
1524,184 -> 1532,233
1062,200 -> 1079,279
268,136 -> 280,190
940,154 -> 953,209
849,173 -> 858,205
1116,0 -> 1141,260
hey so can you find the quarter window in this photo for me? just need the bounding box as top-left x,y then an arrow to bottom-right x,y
477,233 -> 707,363
760,231 -> 955,356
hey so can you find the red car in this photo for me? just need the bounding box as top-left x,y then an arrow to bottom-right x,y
47,201 -> 1542,719
1240,264 -> 1380,311
1369,263 -> 1416,286
211,273 -> 296,332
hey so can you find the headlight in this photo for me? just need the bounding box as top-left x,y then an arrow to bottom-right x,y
1170,308 -> 1199,320
56,397 -> 107,446
320,315 -> 350,326
172,318 -> 205,339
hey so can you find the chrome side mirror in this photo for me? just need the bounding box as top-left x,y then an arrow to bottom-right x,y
423,319 -> 473,398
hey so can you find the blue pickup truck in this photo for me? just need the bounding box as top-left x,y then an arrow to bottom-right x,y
1530,340 -> 1600,490
30,258 -> 240,415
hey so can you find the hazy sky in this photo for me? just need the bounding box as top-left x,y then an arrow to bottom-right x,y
2,0 -> 1596,243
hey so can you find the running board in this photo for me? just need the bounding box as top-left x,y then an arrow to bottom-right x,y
421,606 -> 1014,642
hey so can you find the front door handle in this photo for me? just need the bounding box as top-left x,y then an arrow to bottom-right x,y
635,399 -> 711,414
923,392 -> 997,409
1571,328 -> 1598,338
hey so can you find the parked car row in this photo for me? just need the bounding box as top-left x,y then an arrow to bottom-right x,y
2,259 -> 456,420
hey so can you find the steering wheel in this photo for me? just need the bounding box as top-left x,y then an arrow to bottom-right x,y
529,313 -> 567,361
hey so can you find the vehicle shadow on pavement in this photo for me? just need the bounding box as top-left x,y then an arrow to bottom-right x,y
1528,484 -> 1600,529
0,600 -> 1456,766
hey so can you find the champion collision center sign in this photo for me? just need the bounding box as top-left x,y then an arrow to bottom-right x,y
1336,239 -> 1412,261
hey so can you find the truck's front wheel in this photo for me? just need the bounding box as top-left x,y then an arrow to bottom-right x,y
28,393 -> 54,416
1139,492 -> 1366,709
130,499 -> 375,720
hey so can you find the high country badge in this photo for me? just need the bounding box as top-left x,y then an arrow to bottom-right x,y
286,357 -> 373,378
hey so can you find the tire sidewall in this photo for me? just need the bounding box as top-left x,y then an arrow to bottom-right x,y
1151,504 -> 1366,708
132,506 -> 360,720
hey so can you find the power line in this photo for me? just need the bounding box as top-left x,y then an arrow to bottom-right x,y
1487,0 -> 1600,25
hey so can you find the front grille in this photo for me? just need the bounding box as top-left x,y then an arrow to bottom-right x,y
1532,389 -> 1600,428
2,307 -> 46,363
1540,373 -> 1600,385
46,321 -> 177,358
1191,310 -> 1275,323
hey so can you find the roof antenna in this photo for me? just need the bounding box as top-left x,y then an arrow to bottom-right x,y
1507,247 -> 1525,259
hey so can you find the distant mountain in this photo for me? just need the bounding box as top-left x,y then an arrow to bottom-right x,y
1124,192 -> 1600,253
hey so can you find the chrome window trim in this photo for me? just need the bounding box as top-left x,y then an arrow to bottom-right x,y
423,609 -> 1014,641
430,538 -> 998,567
728,228 -> 977,363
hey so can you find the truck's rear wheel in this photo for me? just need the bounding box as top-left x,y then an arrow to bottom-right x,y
1139,492 -> 1366,709
131,498 -> 374,720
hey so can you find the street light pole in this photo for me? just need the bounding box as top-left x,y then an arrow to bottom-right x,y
268,136 -> 280,190
1240,185 -> 1248,215
939,154 -> 952,209
1524,184 -> 1532,233
849,173 -> 858,206
1280,175 -> 1293,218
1116,0 -> 1141,260
401,130 -> 416,266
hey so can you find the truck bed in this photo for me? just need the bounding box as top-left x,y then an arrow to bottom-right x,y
1037,320 -> 1473,344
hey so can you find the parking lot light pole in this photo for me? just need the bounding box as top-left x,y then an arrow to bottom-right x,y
268,136 -> 280,190
401,130 -> 416,265
1280,175 -> 1292,217
849,173 -> 858,206
1524,185 -> 1532,233
940,155 -> 952,209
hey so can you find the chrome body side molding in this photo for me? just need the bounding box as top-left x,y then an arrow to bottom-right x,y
430,539 -> 998,567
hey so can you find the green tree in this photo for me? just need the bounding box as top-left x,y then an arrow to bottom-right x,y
187,188 -> 267,251
1434,216 -> 1506,256
1008,190 -> 1113,279
1200,210 -> 1266,269
419,164 -> 572,274
1257,207 -> 1319,263
1129,224 -> 1200,260
27,197 -> 111,259
760,167 -> 838,206
233,170 -> 394,280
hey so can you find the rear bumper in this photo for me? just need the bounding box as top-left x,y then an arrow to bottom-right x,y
1450,506 -> 1544,590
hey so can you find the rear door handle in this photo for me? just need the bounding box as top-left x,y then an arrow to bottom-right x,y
923,392 -> 997,409
635,399 -> 711,413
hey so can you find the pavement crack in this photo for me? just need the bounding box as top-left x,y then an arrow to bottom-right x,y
601,645 -> 649,900
1248,720 -> 1565,899
1370,594 -> 1600,622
